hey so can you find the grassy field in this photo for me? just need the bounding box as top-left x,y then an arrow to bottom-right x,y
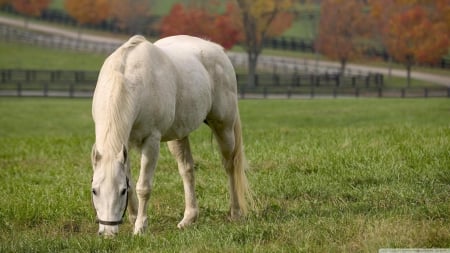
0,41 -> 105,71
0,98 -> 449,252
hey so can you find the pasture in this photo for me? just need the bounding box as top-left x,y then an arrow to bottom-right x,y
0,98 -> 449,252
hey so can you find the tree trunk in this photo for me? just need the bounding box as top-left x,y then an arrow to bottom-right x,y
340,58 -> 347,75
247,51 -> 259,88
406,55 -> 413,87
406,63 -> 412,88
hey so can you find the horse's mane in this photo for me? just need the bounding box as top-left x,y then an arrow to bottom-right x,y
94,35 -> 147,157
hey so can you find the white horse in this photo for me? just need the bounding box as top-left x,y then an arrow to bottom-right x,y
91,35 -> 251,236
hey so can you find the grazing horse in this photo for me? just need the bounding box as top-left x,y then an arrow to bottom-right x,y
91,35 -> 251,236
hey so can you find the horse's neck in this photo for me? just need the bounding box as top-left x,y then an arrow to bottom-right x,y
95,126 -> 129,156
93,69 -> 135,157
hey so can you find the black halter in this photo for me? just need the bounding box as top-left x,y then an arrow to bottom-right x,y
93,177 -> 130,226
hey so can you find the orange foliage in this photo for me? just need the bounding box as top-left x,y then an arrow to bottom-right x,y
267,11 -> 294,37
384,5 -> 449,65
370,0 -> 450,66
236,0 -> 293,47
64,0 -> 110,25
11,0 -> 50,17
110,0 -> 150,33
0,0 -> 10,7
316,0 -> 370,72
160,3 -> 242,49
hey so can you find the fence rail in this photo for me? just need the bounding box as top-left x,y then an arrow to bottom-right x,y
1,69 -> 448,99
0,24 -> 120,54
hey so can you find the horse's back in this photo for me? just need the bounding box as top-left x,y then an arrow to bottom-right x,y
154,35 -> 236,92
155,35 -> 239,125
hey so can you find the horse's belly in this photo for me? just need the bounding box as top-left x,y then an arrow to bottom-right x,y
160,111 -> 208,142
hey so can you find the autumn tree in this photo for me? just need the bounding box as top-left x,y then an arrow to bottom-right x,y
316,0 -> 370,74
370,0 -> 450,86
11,0 -> 51,27
110,0 -> 150,35
384,6 -> 449,86
0,0 -> 10,7
236,0 -> 293,87
160,2 -> 242,50
65,0 -> 110,38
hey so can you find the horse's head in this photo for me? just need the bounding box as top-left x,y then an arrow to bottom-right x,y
91,144 -> 129,236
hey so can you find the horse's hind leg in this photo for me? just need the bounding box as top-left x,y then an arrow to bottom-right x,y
209,118 -> 249,220
167,137 -> 199,229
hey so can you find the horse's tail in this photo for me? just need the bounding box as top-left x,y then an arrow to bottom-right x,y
114,35 -> 147,73
231,110 -> 254,215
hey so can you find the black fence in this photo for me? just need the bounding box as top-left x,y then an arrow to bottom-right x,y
263,37 -> 450,69
0,69 -> 98,98
236,73 -> 450,99
1,69 -> 449,99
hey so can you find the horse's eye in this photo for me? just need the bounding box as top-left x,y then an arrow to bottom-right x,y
120,188 -> 127,196
92,189 -> 97,196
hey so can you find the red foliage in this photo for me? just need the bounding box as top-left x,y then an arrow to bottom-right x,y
384,5 -> 449,65
12,0 -> 50,17
316,0 -> 370,72
159,3 -> 242,49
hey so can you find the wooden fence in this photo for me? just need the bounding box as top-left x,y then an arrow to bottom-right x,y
1,69 -> 449,99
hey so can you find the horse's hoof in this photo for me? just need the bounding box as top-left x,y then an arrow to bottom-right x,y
177,210 -> 198,229
133,218 -> 148,235
229,208 -> 243,221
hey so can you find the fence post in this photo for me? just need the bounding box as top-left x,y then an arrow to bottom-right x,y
43,82 -> 48,97
424,88 -> 428,98
401,88 -> 405,98
69,83 -> 75,98
17,82 -> 22,97
240,86 -> 245,99
273,74 -> 279,86
378,87 -> 382,98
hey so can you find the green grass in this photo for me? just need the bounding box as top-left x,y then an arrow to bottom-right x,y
0,98 -> 449,252
0,41 -> 105,70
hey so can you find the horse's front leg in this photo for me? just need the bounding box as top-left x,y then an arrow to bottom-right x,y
167,137 -> 199,229
134,138 -> 160,235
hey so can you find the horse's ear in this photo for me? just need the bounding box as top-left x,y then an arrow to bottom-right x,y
119,144 -> 128,164
91,143 -> 101,168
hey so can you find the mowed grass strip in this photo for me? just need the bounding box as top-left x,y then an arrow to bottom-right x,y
0,98 -> 449,252
0,41 -> 105,70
